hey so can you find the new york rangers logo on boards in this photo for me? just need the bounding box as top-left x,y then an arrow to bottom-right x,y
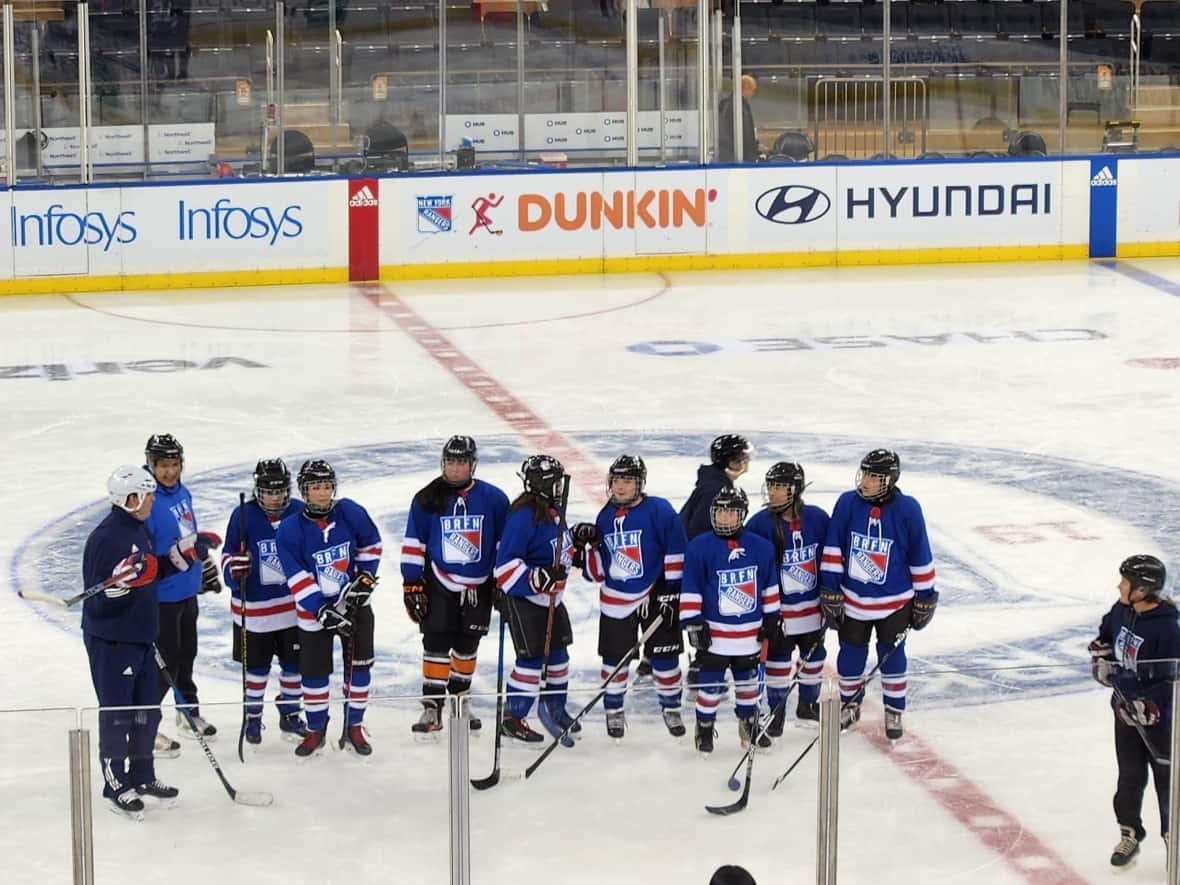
717,566 -> 759,616
781,543 -> 818,592
313,542 -> 351,595
1115,626 -> 1145,671
849,532 -> 893,585
256,538 -> 286,585
605,529 -> 644,580
441,514 -> 483,564
417,195 -> 453,233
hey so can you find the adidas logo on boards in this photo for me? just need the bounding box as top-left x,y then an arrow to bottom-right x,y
1090,166 -> 1117,187
349,185 -> 378,207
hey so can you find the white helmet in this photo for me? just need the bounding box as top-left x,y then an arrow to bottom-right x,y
107,465 -> 157,512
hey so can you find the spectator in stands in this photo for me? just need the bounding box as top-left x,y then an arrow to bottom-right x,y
710,865 -> 757,885
717,74 -> 762,163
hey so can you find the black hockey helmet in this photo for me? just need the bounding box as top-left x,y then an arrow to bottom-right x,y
518,454 -> 565,502
763,461 -> 805,512
710,434 -> 751,469
253,458 -> 292,516
710,487 -> 749,537
855,449 -> 901,503
1120,554 -> 1167,598
145,433 -> 184,468
607,454 -> 646,505
297,459 -> 337,517
441,435 -> 478,486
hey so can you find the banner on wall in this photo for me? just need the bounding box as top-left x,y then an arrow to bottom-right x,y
444,112 -> 699,153
0,124 -> 216,167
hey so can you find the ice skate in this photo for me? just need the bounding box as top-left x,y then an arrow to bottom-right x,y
884,706 -> 903,741
176,710 -> 216,740
153,731 -> 180,759
605,709 -> 626,742
694,722 -> 716,756
136,780 -> 179,809
661,707 -> 687,738
500,715 -> 545,744
342,724 -> 372,756
294,728 -> 328,758
795,700 -> 820,727
278,711 -> 308,742
244,715 -> 263,745
1110,826 -> 1140,867
411,701 -> 443,742
840,701 -> 861,733
105,788 -> 145,821
766,704 -> 787,738
738,714 -> 772,751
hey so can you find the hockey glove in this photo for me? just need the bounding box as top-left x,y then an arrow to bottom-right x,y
167,531 -> 223,572
344,571 -> 378,607
316,604 -> 353,637
1118,698 -> 1161,728
226,552 -> 251,584
1089,638 -> 1116,686
654,588 -> 679,627
403,581 -> 428,624
758,614 -> 784,641
571,522 -> 598,547
910,590 -> 939,631
106,552 -> 158,597
685,621 -> 711,652
819,588 -> 845,627
528,565 -> 567,596
198,557 -> 222,595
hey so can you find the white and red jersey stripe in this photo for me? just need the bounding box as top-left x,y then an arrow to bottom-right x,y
400,536 -> 425,570
843,584 -> 914,621
431,561 -> 489,593
229,595 -> 297,632
494,556 -> 564,608
780,597 -> 822,634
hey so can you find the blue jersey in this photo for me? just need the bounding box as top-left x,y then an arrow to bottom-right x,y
144,478 -> 202,603
1096,600 -> 1180,724
745,503 -> 829,635
820,490 -> 935,622
400,479 -> 510,592
680,528 -> 780,658
679,464 -> 733,540
221,498 -> 303,633
582,495 -> 687,619
276,498 -> 383,632
82,507 -> 159,643
494,504 -> 574,609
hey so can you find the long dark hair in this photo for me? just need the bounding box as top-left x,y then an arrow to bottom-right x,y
509,492 -> 550,525
414,477 -> 459,515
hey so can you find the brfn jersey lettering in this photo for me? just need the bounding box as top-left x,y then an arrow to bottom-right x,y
849,532 -> 893,585
314,542 -> 351,595
441,514 -> 483,564
718,566 -> 759,615
256,538 -> 286,586
782,543 -> 819,592
605,529 -> 644,580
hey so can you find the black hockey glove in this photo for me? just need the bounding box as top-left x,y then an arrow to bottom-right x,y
344,571 -> 377,607
198,557 -> 222,595
571,522 -> 598,547
686,621 -> 711,652
316,604 -> 353,637
403,581 -> 428,624
528,565 -> 567,596
819,588 -> 845,627
1088,638 -> 1116,687
758,614 -> 783,641
654,587 -> 679,627
910,590 -> 939,631
1118,698 -> 1161,728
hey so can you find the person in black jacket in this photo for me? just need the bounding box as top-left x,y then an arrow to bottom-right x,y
1089,554 -> 1179,868
82,466 -> 181,819
717,75 -> 762,163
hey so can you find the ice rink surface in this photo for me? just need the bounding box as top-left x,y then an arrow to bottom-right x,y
3,260 -> 1180,884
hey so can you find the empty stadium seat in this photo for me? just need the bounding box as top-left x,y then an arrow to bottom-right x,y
767,2 -> 816,39
816,1 -> 862,39
951,1 -> 997,39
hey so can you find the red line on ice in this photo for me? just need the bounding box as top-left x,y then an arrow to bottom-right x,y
364,281 -> 1086,885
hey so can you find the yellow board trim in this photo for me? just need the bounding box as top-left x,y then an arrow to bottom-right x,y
1117,241 -> 1180,258
0,266 -> 349,297
380,244 -> 1090,281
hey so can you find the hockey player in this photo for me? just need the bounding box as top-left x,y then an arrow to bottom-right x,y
819,449 -> 937,740
745,461 -> 829,733
221,459 -> 308,745
492,455 -> 578,743
276,460 -> 382,757
572,455 -> 689,740
400,436 -> 509,738
1089,555 -> 1179,868
83,465 -> 179,818
143,433 -> 222,747
680,488 -> 781,754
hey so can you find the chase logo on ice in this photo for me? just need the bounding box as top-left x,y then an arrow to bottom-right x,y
10,204 -> 137,252
177,198 -> 303,245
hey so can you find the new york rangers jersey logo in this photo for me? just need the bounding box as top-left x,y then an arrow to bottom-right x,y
256,538 -> 286,586
549,533 -> 574,569
313,542 -> 351,596
717,566 -> 759,615
1115,626 -> 1145,671
604,529 -> 644,580
849,532 -> 893,585
781,543 -> 818,592
171,502 -> 196,536
441,514 -> 483,565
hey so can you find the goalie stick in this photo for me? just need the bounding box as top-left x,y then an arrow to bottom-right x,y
770,627 -> 913,793
153,645 -> 273,807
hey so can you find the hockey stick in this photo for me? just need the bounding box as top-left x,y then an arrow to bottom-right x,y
338,619 -> 355,751
770,625 -> 912,792
471,613 -> 508,791
152,644 -> 273,807
538,475 -> 573,747
1111,681 -> 1170,767
708,631 -> 827,817
524,614 -> 665,781
236,492 -> 248,764
19,571 -> 137,608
